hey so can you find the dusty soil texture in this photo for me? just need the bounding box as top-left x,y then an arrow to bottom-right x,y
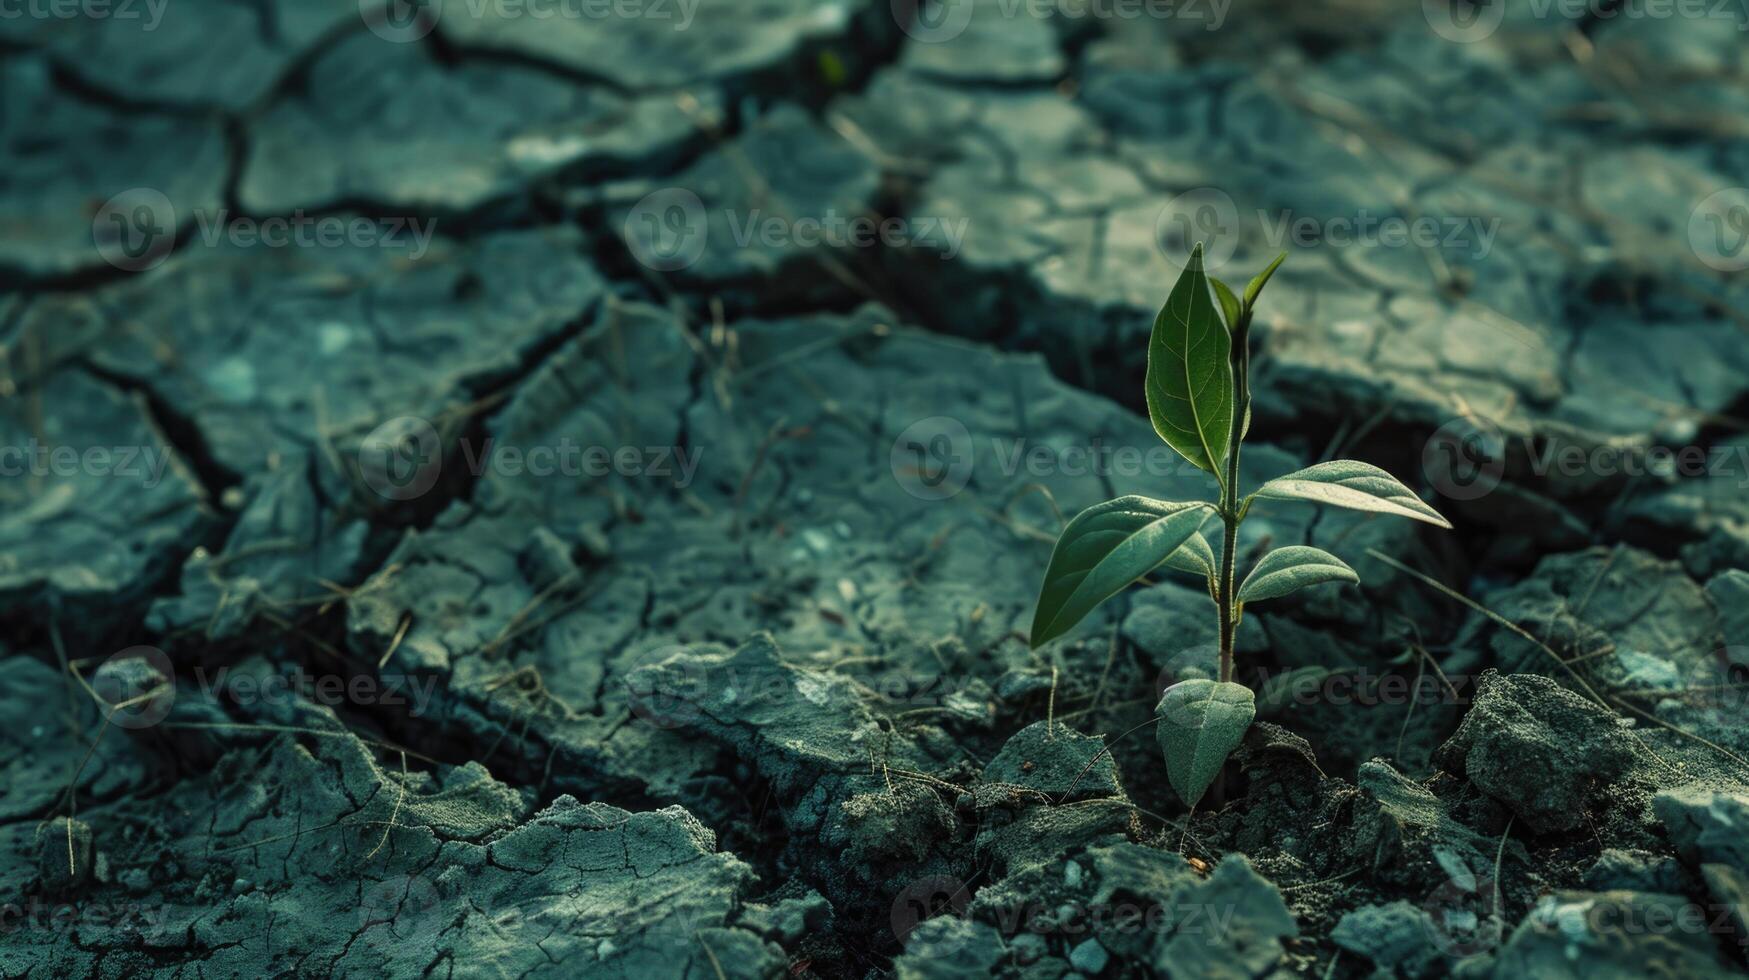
4,2 -> 1749,977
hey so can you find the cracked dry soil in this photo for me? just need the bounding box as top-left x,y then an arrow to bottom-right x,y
4,1 -> 1749,977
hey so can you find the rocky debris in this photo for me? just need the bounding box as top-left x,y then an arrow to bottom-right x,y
1434,671 -> 1639,834
146,464 -> 372,641
1618,437 -> 1749,580
0,364 -> 209,627
1445,546 -> 1749,770
1450,547 -> 1724,684
0,57 -> 228,280
337,295 -> 1442,832
1709,570 -> 1749,652
963,841 -> 1295,979
0,655 -> 162,826
36,817 -> 94,892
1490,890 -> 1739,980
6,5 -> 1749,975
440,0 -> 888,92
602,104 -> 882,302
980,720 -> 1123,802
1655,784 -> 1749,873
241,35 -> 719,214
10,226 -> 602,635
891,916 -> 1009,977
835,14 -> 1749,523
0,0 -> 357,109
628,633 -> 962,909
1354,760 -> 1507,894
896,0 -> 1064,84
25,225 -> 604,482
973,803 -> 1134,886
1151,854 -> 1298,980
1584,848 -> 1688,894
1331,900 -> 1445,979
0,693 -> 783,978
1701,864 -> 1749,955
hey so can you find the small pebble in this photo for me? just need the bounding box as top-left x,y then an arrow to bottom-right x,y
1069,938 -> 1109,974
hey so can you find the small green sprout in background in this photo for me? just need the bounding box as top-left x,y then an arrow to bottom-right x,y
1029,243 -> 1451,806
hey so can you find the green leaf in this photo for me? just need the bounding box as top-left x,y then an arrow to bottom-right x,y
1146,244 -> 1233,478
1161,531 -> 1217,583
1237,546 -> 1358,604
1250,460 -> 1452,528
1243,251 -> 1287,310
1156,679 -> 1255,806
1210,278 -> 1242,333
1030,497 -> 1216,648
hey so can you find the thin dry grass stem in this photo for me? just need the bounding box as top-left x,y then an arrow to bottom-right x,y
1608,695 -> 1749,777
1367,551 -> 1708,775
1365,549 -> 1609,707
731,415 -> 793,536
1493,814 -> 1515,899
365,751 -> 409,861
1056,715 -> 1162,804
377,612 -> 413,669
1047,664 -> 1058,739
1280,866 -> 1364,894
162,722 -> 442,765
698,934 -> 729,980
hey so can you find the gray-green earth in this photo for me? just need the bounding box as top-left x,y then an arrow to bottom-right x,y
3,1 -> 1749,976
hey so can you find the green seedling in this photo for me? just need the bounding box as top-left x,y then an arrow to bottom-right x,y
1029,244 -> 1451,806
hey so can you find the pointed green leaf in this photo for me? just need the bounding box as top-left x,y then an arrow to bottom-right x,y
1030,497 -> 1216,648
1210,277 -> 1242,332
1251,460 -> 1452,528
1161,531 -> 1217,583
1237,546 -> 1358,604
1156,679 -> 1255,806
1146,244 -> 1233,478
1243,251 -> 1287,310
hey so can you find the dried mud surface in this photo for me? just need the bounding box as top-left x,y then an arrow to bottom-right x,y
3,2 -> 1749,977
